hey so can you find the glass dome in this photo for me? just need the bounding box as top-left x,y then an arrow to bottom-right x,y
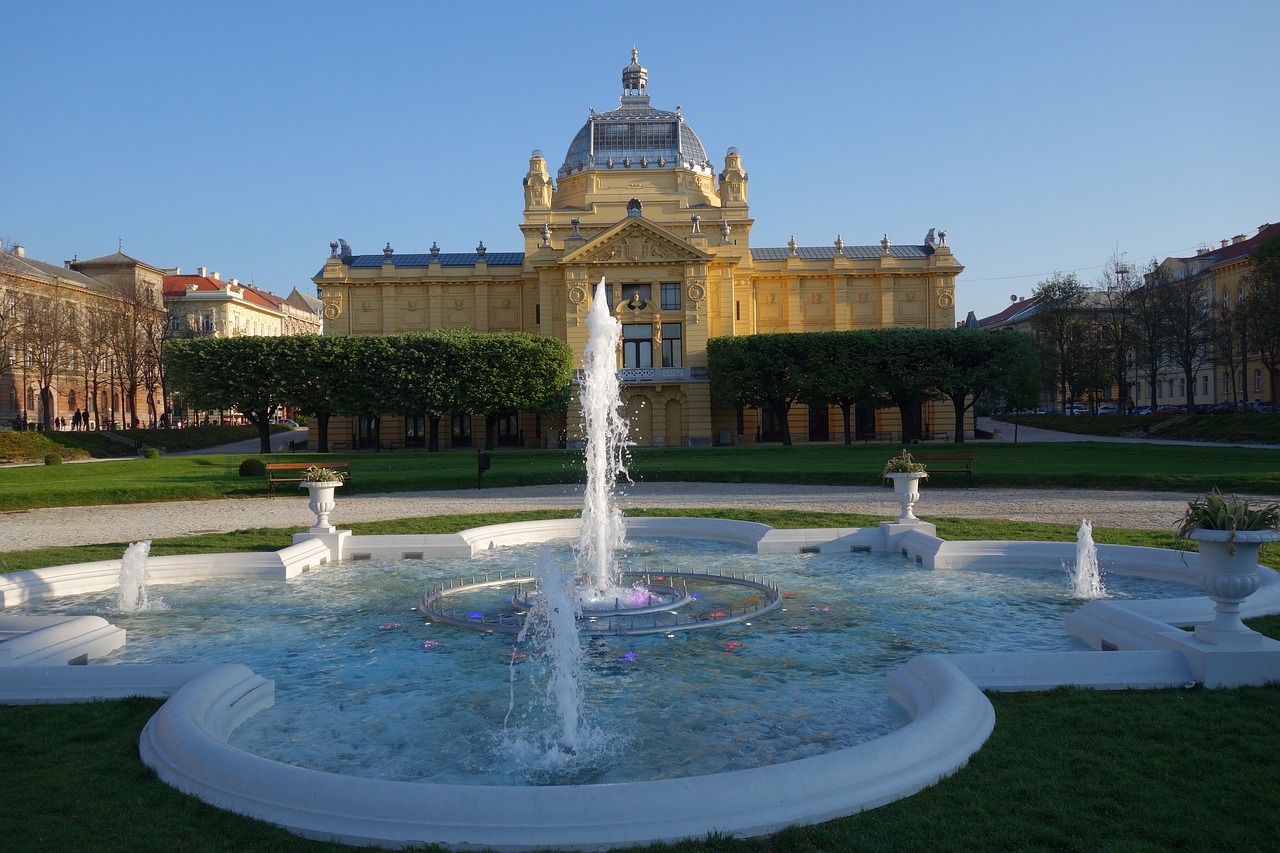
559,50 -> 711,178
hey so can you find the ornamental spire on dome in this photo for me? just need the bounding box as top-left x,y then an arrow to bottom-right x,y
621,47 -> 649,103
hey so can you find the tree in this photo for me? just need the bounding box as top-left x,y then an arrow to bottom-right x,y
458,333 -> 573,450
866,327 -> 943,442
1209,294 -> 1248,409
1243,235 -> 1280,403
1162,265 -> 1214,413
1095,254 -> 1139,410
1129,261 -> 1174,411
1028,272 -> 1087,411
18,282 -> 75,430
708,334 -> 808,445
74,303 -> 115,430
276,334 -> 360,452
164,337 -> 287,453
105,277 -> 163,429
933,329 -> 1039,442
803,331 -> 882,444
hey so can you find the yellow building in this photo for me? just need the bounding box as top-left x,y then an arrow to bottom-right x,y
315,50 -> 962,448
1137,222 -> 1280,410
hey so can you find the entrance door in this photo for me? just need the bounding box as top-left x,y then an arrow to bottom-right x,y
625,395 -> 652,446
664,399 -> 683,447
807,402 -> 829,442
451,414 -> 472,448
854,403 -> 877,441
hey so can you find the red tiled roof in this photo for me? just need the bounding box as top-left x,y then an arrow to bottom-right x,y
163,274 -> 281,311
1171,222 -> 1280,269
976,296 -> 1041,328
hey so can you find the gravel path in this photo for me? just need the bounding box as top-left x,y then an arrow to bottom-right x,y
1,482 -> 1207,552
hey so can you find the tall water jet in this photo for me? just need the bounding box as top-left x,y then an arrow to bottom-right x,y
518,547 -> 587,752
1069,519 -> 1106,599
576,277 -> 631,599
118,540 -> 153,613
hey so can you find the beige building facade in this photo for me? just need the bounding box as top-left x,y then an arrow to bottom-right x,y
314,51 -> 962,448
163,268 -> 321,340
1,245 -> 166,430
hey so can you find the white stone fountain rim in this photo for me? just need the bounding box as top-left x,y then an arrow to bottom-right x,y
4,517 -> 1280,851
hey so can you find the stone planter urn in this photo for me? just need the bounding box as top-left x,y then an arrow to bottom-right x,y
1190,527 -> 1280,644
301,480 -> 343,532
886,472 -> 928,523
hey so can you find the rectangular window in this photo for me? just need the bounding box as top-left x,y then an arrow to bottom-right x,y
735,300 -> 740,321
623,323 -> 653,369
660,283 -> 681,311
1178,378 -> 1185,397
1256,370 -> 1263,392
661,323 -> 682,367
621,284 -> 651,309
201,313 -> 213,332
535,304 -> 541,324
1203,375 -> 1209,395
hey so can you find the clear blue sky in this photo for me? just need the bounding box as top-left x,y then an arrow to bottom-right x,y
5,0 -> 1276,322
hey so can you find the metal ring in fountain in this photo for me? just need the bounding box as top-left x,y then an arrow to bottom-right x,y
421,569 -> 782,637
510,576 -> 693,618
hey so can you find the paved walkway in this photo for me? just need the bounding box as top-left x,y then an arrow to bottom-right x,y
7,423 -> 1272,553
3,481 -> 1207,552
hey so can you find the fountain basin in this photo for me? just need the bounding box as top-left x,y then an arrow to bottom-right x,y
5,518 -> 1280,850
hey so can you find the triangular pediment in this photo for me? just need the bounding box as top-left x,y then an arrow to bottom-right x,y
561,217 -> 709,265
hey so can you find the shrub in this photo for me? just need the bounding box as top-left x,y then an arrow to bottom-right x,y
44,453 -> 63,466
293,414 -> 309,427
238,458 -> 266,477
143,448 -> 160,459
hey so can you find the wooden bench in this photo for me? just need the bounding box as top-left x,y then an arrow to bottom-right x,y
914,453 -> 973,487
3,449 -> 24,463
265,461 -> 351,495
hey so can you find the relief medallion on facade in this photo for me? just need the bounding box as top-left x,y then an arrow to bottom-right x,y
322,295 -> 343,320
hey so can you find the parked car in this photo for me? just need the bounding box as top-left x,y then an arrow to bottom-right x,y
1244,401 -> 1276,414
1065,404 -> 1088,415
275,418 -> 300,428
1096,404 -> 1119,415
1132,406 -> 1152,415
1156,405 -> 1181,414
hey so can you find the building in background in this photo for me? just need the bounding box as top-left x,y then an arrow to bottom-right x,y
1,244 -> 166,430
315,51 -> 961,449
163,268 -> 321,339
1133,223 -> 1280,411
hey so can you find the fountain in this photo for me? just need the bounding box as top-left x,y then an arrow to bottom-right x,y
117,540 -> 154,613
1069,519 -> 1106,600
519,547 -> 587,753
577,276 -> 631,600
5,276 -> 1280,848
420,277 -> 780,638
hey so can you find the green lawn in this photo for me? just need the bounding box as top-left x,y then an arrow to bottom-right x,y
0,509 -> 1277,852
3,441 -> 1279,511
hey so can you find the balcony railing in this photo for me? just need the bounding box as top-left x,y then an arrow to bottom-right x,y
573,366 -> 707,384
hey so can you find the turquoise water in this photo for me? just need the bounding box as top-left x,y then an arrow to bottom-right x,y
12,539 -> 1194,785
